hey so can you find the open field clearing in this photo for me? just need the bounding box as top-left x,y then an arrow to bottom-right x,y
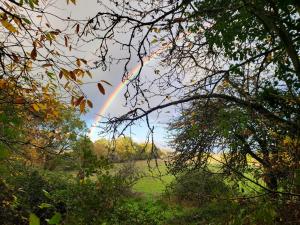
132,160 -> 174,196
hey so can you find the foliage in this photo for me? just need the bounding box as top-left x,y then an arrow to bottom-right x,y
0,0 -> 94,114
109,198 -> 178,225
3,157 -> 139,225
1,0 -> 300,224
165,168 -> 281,225
0,178 -> 26,224
75,6 -> 300,224
166,169 -> 235,207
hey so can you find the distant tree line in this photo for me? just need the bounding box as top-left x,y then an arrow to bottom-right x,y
93,137 -> 167,162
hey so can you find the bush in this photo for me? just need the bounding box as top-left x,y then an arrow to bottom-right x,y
4,160 -> 138,225
0,178 -> 26,225
165,169 -> 281,225
5,168 -> 71,224
166,169 -> 234,207
109,198 -> 177,225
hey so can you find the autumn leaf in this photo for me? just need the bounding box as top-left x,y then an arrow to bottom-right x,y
32,103 -> 40,112
80,100 -> 86,113
69,71 -> 76,80
37,103 -> 47,110
59,71 -> 63,79
74,69 -> 84,77
75,96 -> 84,106
61,68 -> 70,78
42,63 -> 53,67
11,53 -> 19,63
0,19 -> 18,33
64,36 -> 68,47
31,47 -> 37,60
76,58 -> 81,67
75,24 -> 80,34
67,0 -> 76,5
80,58 -> 87,64
15,97 -> 25,104
100,80 -> 112,86
97,83 -> 105,95
0,79 -> 7,89
86,71 -> 92,78
87,100 -> 93,108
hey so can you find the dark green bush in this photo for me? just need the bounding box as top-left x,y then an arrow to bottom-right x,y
166,169 -> 234,207
0,178 -> 26,225
109,198 -> 175,225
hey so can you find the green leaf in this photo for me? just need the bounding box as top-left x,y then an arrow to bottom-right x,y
46,212 -> 62,225
42,189 -> 51,198
0,144 -> 10,160
28,0 -> 35,9
22,18 -> 31,24
47,72 -> 55,79
0,149 -> 10,160
39,203 -> 53,209
29,213 -> 40,225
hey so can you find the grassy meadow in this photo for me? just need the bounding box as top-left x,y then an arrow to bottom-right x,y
128,157 -> 265,197
132,160 -> 174,196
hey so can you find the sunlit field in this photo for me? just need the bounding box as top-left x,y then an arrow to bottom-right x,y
132,160 -> 174,196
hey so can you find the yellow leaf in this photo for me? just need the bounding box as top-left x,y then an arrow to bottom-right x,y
0,19 -> 17,33
67,0 -> 76,4
52,110 -> 59,117
283,136 -> 292,145
74,69 -> 84,77
32,104 -> 40,112
37,103 -> 47,110
61,68 -> 70,78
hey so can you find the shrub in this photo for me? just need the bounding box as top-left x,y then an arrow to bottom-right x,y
109,198 -> 173,225
166,169 -> 234,207
0,178 -> 26,225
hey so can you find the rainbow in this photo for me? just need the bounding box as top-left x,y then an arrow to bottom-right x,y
88,43 -> 170,139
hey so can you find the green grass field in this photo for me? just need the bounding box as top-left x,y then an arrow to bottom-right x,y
127,158 -> 264,197
132,160 -> 174,196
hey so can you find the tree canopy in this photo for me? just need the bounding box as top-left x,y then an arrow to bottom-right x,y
82,0 -> 300,198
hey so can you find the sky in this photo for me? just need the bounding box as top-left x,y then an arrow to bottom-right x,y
49,0 -> 175,149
